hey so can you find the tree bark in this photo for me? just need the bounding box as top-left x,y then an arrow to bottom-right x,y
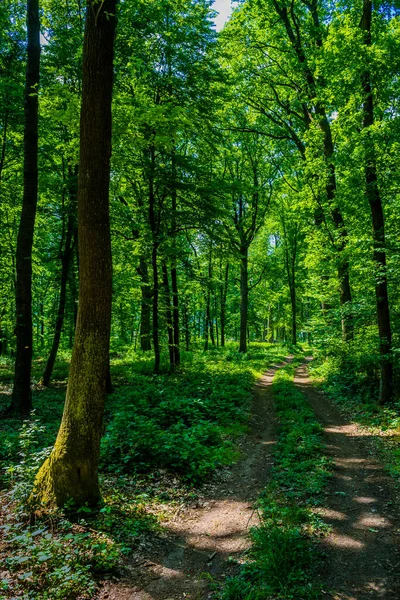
151,248 -> 160,372
10,0 -> 40,416
162,262 -> 175,368
148,145 -> 160,373
183,297 -> 190,351
360,0 -> 392,404
204,293 -> 210,351
171,262 -> 180,366
33,0 -> 116,507
239,246 -> 249,353
220,263 -> 229,347
41,170 -> 77,387
138,256 -> 152,351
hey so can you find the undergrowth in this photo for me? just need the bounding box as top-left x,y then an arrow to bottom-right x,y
217,359 -> 331,600
0,343 -> 287,599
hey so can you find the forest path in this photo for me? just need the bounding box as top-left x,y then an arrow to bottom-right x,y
295,360 -> 400,599
98,359 -> 289,600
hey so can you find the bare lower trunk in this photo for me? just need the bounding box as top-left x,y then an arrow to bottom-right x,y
138,256 -> 151,351
11,0 -> 40,416
152,245 -> 160,373
183,298 -> 190,351
162,262 -> 174,368
171,262 -> 180,366
239,246 -> 248,353
204,293 -> 210,351
220,263 -> 229,347
42,172 -> 77,386
41,219 -> 74,386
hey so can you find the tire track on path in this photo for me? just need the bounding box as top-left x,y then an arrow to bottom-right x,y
294,359 -> 400,600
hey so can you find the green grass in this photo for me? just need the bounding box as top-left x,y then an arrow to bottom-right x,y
217,359 -> 331,600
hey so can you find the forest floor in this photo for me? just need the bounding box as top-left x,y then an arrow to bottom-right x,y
97,360 -> 286,600
98,358 -> 400,600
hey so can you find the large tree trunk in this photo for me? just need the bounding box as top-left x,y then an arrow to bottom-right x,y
33,0 -> 116,507
360,0 -> 392,404
138,256 -> 152,351
239,246 -> 249,353
41,170 -> 77,386
10,0 -> 40,417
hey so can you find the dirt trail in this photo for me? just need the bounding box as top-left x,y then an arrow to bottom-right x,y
98,361 -> 286,600
294,360 -> 400,600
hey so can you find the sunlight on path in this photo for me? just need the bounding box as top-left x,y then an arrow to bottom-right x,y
294,361 -> 400,600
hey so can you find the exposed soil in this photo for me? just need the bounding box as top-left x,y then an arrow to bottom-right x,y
295,360 -> 400,600
97,361 -> 285,600
98,359 -> 400,600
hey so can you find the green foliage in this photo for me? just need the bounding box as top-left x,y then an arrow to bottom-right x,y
5,416 -> 51,511
0,518 -> 119,599
0,344 -> 286,599
102,344 -> 286,482
217,361 -> 331,600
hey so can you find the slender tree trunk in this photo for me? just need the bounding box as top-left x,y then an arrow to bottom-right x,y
170,159 -> 180,366
33,0 -> 116,507
162,262 -> 174,368
41,206 -> 75,386
171,263 -> 180,365
151,244 -> 160,373
239,245 -> 249,353
215,294 -> 219,347
148,145 -> 160,373
138,256 -> 151,351
320,123 -> 353,341
274,3 -> 353,341
39,302 -> 44,349
204,294 -> 210,351
183,297 -> 190,351
220,263 -> 229,347
360,0 -> 392,404
10,0 -> 40,416
209,310 -> 215,346
290,287 -> 297,345
284,240 -> 297,346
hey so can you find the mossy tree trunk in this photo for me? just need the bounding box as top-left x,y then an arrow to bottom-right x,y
10,0 -> 40,417
33,0 -> 116,507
